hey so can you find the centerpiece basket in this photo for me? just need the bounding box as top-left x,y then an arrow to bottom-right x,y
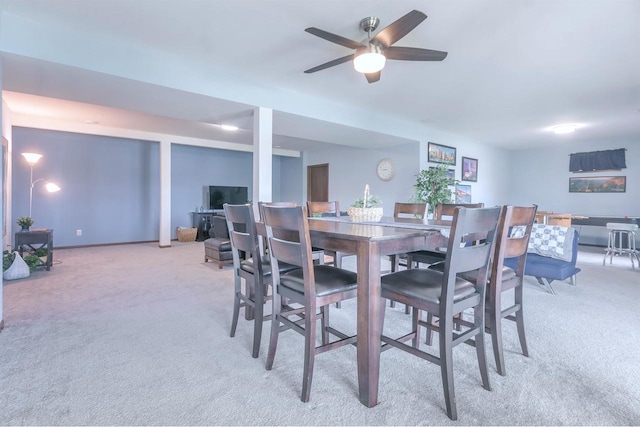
347,184 -> 383,223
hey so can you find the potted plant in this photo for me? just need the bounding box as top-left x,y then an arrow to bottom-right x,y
412,164 -> 458,215
348,184 -> 383,222
17,216 -> 34,231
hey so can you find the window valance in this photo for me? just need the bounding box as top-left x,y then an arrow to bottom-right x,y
569,148 -> 626,172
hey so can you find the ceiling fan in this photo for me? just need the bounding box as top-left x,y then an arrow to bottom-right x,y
304,10 -> 448,83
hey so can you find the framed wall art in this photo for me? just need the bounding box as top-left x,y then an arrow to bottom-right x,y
428,142 -> 456,165
455,184 -> 471,203
461,157 -> 478,182
569,176 -> 626,193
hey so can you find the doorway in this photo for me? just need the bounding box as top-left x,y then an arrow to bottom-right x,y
307,163 -> 328,202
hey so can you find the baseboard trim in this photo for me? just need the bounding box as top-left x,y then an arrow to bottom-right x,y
56,240 -> 159,250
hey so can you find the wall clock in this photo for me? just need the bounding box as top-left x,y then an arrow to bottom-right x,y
376,158 -> 396,181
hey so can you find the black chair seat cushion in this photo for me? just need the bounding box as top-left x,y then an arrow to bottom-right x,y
280,265 -> 357,297
407,249 -> 447,265
381,269 -> 476,304
204,237 -> 231,252
240,255 -> 299,276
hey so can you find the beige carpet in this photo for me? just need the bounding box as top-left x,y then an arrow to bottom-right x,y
1,242 -> 639,425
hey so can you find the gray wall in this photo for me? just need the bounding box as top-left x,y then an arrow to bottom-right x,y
508,138 -> 638,246
12,128 -> 303,247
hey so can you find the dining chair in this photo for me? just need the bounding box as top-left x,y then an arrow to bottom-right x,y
388,202 -> 428,272
486,205 -> 537,375
406,202 -> 485,268
425,205 -> 537,376
223,203 -> 298,358
306,201 -> 348,268
259,201 -> 325,265
262,205 -> 358,402
387,202 -> 428,313
379,206 -> 501,420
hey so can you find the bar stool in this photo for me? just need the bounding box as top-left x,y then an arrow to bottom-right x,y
603,223 -> 640,269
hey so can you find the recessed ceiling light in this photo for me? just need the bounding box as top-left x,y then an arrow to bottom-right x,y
85,120 -> 99,125
551,123 -> 578,134
220,124 -> 238,131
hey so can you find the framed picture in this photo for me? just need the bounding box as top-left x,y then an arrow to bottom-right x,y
461,157 -> 478,182
569,176 -> 626,193
455,184 -> 471,203
430,167 -> 456,185
428,142 -> 456,165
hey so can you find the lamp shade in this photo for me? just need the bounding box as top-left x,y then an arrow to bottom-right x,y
45,182 -> 61,192
21,152 -> 43,165
353,45 -> 386,74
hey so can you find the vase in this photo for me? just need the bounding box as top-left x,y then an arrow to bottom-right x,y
20,226 -> 30,232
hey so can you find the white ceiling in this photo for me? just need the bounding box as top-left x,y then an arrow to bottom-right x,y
2,0 -> 639,151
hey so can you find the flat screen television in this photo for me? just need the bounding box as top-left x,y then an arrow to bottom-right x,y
209,185 -> 249,209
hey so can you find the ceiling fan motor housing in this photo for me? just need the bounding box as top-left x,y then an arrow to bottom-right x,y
359,17 -> 380,37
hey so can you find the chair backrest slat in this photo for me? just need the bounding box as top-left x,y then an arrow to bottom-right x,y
263,205 -> 316,300
441,206 -> 501,309
307,201 -> 340,217
394,202 -> 428,219
492,205 -> 538,288
224,203 -> 262,273
435,203 -> 485,223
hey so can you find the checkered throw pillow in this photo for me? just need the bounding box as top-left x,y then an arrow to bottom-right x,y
528,224 -> 574,262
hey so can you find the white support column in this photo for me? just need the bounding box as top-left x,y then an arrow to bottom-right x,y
159,140 -> 172,248
253,107 -> 273,204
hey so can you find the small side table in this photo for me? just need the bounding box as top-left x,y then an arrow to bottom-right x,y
14,229 -> 53,271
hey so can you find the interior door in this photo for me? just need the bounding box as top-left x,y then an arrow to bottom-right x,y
307,163 -> 328,202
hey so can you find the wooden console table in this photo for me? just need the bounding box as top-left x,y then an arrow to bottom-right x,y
14,229 -> 53,271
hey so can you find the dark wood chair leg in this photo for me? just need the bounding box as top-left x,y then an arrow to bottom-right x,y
230,275 -> 242,337
515,285 -> 529,357
425,312 -> 435,345
252,277 -> 265,358
440,316 -> 457,421
320,306 -> 329,345
412,308 -> 421,348
266,293 -> 282,370
301,312 -> 316,402
475,305 -> 492,390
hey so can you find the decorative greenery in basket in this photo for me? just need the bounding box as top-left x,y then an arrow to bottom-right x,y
3,250 -> 41,273
17,216 -> 34,230
348,184 -> 383,222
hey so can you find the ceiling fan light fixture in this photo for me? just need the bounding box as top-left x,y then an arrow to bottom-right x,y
353,45 -> 386,74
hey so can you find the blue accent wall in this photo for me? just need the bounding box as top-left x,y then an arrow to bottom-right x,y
12,128 -> 302,247
12,127 -> 160,247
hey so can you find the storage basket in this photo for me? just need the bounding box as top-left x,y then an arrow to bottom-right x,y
176,227 -> 197,242
347,207 -> 383,223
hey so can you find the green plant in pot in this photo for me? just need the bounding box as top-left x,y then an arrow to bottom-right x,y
17,216 -> 34,231
412,164 -> 458,215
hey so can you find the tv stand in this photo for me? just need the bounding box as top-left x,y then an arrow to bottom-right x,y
191,212 -> 214,241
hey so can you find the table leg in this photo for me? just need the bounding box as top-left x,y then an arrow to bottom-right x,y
356,241 -> 382,407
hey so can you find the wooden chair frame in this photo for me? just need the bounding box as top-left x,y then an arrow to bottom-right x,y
380,206 -> 501,420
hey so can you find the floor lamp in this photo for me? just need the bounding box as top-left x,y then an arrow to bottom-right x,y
21,153 -> 61,218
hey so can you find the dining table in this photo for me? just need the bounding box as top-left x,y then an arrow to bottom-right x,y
306,216 -> 449,407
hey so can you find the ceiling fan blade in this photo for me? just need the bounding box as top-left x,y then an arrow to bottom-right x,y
365,71 -> 381,84
305,27 -> 366,50
304,54 -> 355,74
371,10 -> 427,47
385,46 -> 448,61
